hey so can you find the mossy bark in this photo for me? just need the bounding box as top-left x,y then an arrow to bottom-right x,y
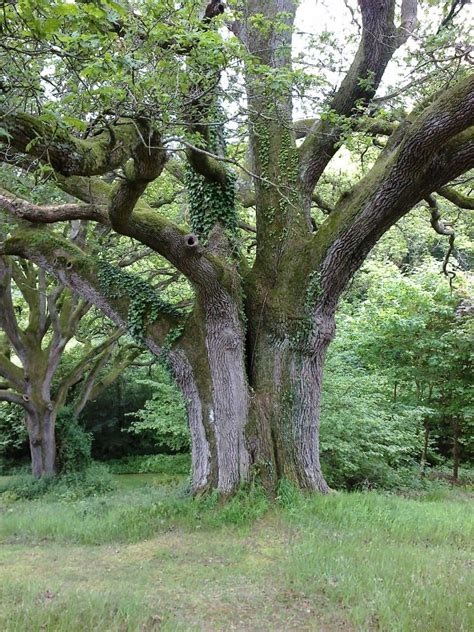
247,335 -> 330,492
26,407 -> 56,478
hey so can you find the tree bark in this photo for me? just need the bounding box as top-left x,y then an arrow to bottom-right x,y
168,350 -> 213,494
202,294 -> 250,495
249,337 -> 330,492
26,408 -> 56,478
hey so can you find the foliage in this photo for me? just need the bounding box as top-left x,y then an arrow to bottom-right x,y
55,406 -> 92,474
0,462 -> 115,502
320,350 -> 420,490
126,368 -> 190,452
349,262 -> 473,468
319,260 -> 473,488
106,453 -> 190,476
0,403 -> 28,471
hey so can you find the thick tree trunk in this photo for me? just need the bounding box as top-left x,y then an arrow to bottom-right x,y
178,274 -> 333,496
176,288 -> 251,496
25,408 -> 56,478
248,333 -> 330,493
203,302 -> 250,496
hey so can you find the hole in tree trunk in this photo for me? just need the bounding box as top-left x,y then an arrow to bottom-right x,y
185,234 -> 199,248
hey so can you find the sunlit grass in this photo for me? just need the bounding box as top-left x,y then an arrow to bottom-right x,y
0,474 -> 472,631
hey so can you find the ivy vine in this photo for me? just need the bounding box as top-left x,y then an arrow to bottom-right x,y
185,167 -> 238,240
96,259 -> 180,343
185,106 -> 238,242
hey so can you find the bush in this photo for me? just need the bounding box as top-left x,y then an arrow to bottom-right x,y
106,453 -> 190,475
320,351 -> 419,490
126,370 -> 190,452
56,407 -> 92,473
0,403 -> 28,470
0,462 -> 115,502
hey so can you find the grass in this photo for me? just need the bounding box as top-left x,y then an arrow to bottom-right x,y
0,472 -> 472,631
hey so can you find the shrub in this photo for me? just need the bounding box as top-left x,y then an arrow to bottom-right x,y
106,453 -> 191,476
56,407 -> 92,473
126,370 -> 190,452
0,462 -> 115,501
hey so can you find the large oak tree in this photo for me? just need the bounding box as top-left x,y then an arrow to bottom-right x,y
0,0 -> 473,493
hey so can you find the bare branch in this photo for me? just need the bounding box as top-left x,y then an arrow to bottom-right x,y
0,191 -> 107,224
425,195 -> 456,283
0,389 -> 24,406
299,0 -> 418,198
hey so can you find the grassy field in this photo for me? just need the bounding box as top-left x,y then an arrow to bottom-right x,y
0,473 -> 472,631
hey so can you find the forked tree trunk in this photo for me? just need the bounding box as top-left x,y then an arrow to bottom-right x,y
247,318 -> 332,493
25,408 -> 56,478
181,294 -> 333,495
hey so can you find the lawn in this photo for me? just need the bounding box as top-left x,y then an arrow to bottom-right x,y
0,474 -> 472,631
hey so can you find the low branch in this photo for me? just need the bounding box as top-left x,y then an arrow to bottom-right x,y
1,226 -> 185,358
0,111 -> 144,177
0,389 -> 24,406
0,191 -> 106,224
0,178 -> 226,288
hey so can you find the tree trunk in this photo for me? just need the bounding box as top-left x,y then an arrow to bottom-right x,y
420,424 -> 429,477
248,330 -> 330,493
203,303 -> 250,496
452,417 -> 460,482
177,276 -> 334,496
25,409 -> 56,478
169,350 -> 213,494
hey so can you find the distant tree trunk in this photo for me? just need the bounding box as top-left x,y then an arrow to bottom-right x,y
420,424 -> 430,477
452,417 -> 460,482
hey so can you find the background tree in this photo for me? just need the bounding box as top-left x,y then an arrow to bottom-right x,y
0,0 -> 473,494
347,262 -> 473,481
0,249 -> 141,476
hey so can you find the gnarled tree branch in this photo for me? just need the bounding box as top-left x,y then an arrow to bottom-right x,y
437,186 -> 474,209
299,0 -> 417,199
